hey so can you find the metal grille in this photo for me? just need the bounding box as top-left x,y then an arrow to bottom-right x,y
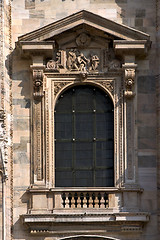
55,85 -> 114,187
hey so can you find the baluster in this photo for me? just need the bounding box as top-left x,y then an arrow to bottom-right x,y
89,192 -> 93,208
83,193 -> 87,208
100,193 -> 105,208
94,193 -> 99,208
104,193 -> 109,208
77,193 -> 81,208
68,193 -> 72,208
92,193 -> 95,208
86,193 -> 89,208
64,193 -> 69,208
98,192 -> 101,208
80,193 -> 84,208
74,193 -> 78,208
71,193 -> 75,208
62,193 -> 66,208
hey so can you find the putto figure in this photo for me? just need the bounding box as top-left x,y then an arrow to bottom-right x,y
66,49 -> 99,71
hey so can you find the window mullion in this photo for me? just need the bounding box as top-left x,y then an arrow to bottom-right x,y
72,89 -> 76,187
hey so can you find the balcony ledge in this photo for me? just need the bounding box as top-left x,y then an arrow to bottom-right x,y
21,211 -> 150,224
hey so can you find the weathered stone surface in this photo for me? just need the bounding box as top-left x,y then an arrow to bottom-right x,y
138,76 -> 156,93
13,119 -> 29,131
13,99 -> 31,108
138,156 -> 156,168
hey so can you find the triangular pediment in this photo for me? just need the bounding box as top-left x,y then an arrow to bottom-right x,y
18,10 -> 150,42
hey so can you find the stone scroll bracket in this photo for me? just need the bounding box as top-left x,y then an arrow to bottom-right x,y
30,56 -> 46,185
122,56 -> 137,185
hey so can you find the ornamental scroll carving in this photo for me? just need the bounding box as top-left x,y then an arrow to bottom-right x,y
33,70 -> 44,99
124,68 -> 136,98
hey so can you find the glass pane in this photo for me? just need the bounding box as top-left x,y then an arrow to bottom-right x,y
96,113 -> 114,139
75,113 -> 93,139
55,91 -> 72,112
56,171 -> 73,187
55,142 -> 72,168
95,169 -> 114,187
75,142 -> 93,168
55,113 -> 72,139
75,170 -> 93,187
96,141 -> 114,168
95,91 -> 113,112
75,87 -> 93,112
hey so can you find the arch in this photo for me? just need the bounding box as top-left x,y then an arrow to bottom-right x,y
54,84 -> 114,187
54,81 -> 115,108
58,235 -> 120,240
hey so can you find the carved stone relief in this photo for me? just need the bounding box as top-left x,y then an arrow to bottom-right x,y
46,46 -> 122,74
46,49 -> 100,72
76,33 -> 91,48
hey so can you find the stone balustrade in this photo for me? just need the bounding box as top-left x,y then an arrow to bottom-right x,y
61,191 -> 109,209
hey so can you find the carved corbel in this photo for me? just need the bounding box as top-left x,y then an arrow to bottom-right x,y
123,66 -> 137,98
33,69 -> 44,99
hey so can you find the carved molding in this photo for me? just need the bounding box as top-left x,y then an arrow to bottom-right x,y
98,80 -> 114,96
0,109 -> 8,180
54,82 -> 72,96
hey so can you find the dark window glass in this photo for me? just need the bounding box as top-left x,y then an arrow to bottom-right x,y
55,85 -> 114,187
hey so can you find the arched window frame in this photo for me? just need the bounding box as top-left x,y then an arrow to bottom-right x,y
54,84 -> 115,188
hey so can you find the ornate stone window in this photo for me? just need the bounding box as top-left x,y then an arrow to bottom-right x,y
17,10 -> 151,235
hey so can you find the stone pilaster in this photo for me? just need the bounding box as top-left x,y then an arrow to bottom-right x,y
31,56 -> 45,184
122,56 -> 137,184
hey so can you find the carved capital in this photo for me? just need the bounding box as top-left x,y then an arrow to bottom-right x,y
32,69 -> 44,99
